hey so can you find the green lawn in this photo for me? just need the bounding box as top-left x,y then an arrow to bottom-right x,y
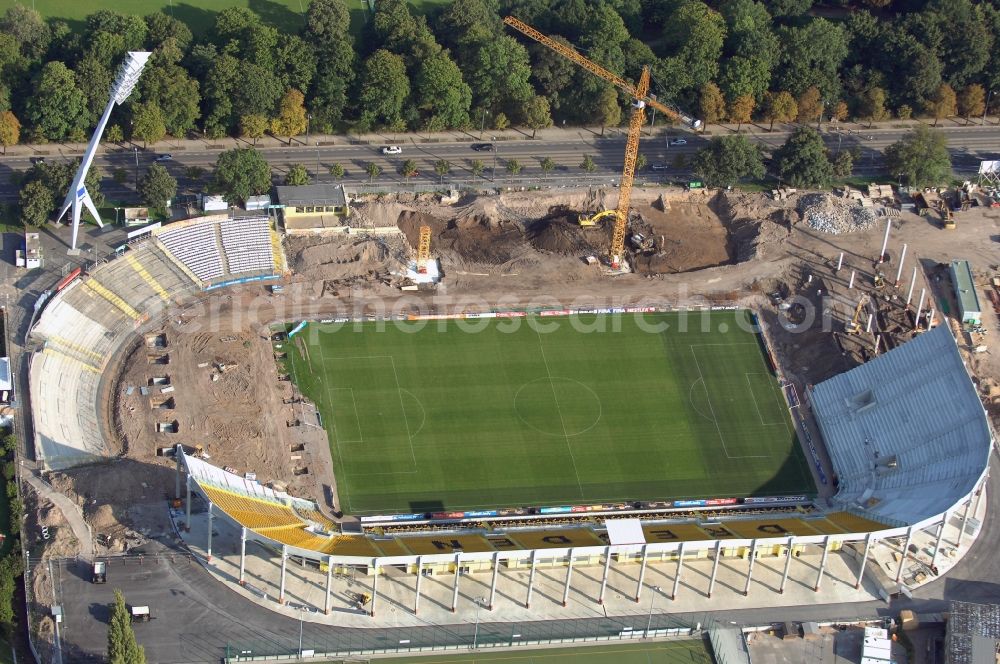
358,639 -> 714,664
0,0 -> 452,36
280,311 -> 814,515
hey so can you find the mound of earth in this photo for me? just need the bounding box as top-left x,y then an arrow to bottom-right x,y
526,209 -> 610,256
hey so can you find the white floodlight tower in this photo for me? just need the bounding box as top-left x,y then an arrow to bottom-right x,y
57,51 -> 151,252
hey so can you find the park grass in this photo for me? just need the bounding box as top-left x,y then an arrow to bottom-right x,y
370,639 -> 715,663
0,0 -> 453,36
279,311 -> 814,515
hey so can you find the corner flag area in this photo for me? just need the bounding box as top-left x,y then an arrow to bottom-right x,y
280,311 -> 814,515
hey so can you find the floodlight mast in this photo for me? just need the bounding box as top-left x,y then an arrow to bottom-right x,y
57,51 -> 151,252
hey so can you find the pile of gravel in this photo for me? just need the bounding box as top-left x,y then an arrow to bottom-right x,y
798,193 -> 877,234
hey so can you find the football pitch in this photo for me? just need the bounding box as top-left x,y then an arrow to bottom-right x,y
367,639 -> 713,663
281,311 -> 814,515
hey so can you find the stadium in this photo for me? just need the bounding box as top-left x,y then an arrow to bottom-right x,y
23,211 -> 993,629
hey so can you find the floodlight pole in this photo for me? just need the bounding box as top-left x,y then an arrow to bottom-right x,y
57,51 -> 151,252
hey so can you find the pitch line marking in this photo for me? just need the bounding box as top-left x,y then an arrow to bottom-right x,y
689,346 -> 769,460
389,355 -> 419,468
533,324 -> 586,500
744,373 -> 783,427
687,378 -> 716,423
309,338 -> 354,513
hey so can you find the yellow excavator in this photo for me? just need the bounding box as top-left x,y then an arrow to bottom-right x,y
845,295 -> 870,335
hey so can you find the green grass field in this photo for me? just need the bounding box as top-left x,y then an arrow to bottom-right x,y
358,639 -> 714,663
0,0 -> 452,36
281,311 -> 814,515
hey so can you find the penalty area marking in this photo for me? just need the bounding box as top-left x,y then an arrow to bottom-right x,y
689,345 -> 769,460
744,373 -> 784,427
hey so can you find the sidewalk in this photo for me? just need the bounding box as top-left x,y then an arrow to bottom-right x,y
3,116 -> 998,160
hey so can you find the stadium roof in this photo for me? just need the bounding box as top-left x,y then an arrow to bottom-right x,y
811,324 -> 990,526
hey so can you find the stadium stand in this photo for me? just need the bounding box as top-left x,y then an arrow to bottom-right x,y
156,219 -> 226,282
812,325 -> 992,526
220,217 -> 275,274
153,215 -> 278,286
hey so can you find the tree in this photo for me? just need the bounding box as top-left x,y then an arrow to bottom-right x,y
413,51 -> 472,130
691,134 -> 764,187
580,154 -> 597,173
661,1 -> 727,93
505,158 -> 522,182
108,589 -> 146,664
540,156 -> 555,179
1,5 -> 51,60
140,62 -> 200,137
0,111 -> 18,154
897,105 -> 913,121
357,50 -> 409,129
773,126 -> 833,188
270,89 -> 308,141
239,114 -> 268,145
673,153 -> 688,170
796,86 -> 822,125
434,159 -> 451,183
366,162 -> 381,182
329,163 -> 345,180
635,153 -> 647,171
832,150 -> 853,178
470,159 -> 485,178
774,19 -> 847,100
729,95 -> 755,131
831,101 -> 848,123
859,87 -> 889,128
132,102 -> 166,148
884,125 -> 951,187
285,164 -> 310,186
762,91 -> 797,131
213,148 -> 271,206
113,168 -> 127,185
593,85 -> 621,136
467,36 -> 533,111
493,112 -> 510,131
522,95 -> 552,139
138,163 -> 177,209
24,61 -> 88,141
699,82 -> 727,125
957,84 -> 986,124
925,83 -> 957,126
19,180 -> 53,227
105,124 -> 124,144
400,159 -> 418,178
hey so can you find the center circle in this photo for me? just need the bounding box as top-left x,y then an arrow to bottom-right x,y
514,377 -> 603,437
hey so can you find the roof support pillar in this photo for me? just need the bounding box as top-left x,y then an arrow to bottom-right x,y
814,536 -> 830,592
707,540 -> 722,598
598,546 -> 612,605
635,545 -> 649,603
742,540 -> 757,596
488,552 -> 500,610
855,533 -> 874,590
238,527 -> 247,585
414,556 -> 422,615
670,543 -> 684,600
895,527 -> 914,584
780,536 -> 795,594
562,549 -> 574,607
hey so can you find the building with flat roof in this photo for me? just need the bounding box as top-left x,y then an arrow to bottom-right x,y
949,260 -> 982,326
276,184 -> 351,234
15,231 -> 41,269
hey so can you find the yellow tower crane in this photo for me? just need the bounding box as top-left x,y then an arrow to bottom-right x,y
503,16 -> 700,269
416,225 -> 431,274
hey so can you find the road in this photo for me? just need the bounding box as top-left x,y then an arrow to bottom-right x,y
0,124 -> 998,202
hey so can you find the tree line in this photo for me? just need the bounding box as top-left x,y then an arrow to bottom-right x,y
0,0 -> 996,151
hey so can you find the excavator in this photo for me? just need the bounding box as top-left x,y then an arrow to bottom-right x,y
845,295 -> 870,335
503,16 -> 700,269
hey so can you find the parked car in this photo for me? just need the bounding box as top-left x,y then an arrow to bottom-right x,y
381,145 -> 402,155
30,157 -> 45,165
668,138 -> 687,146
471,143 -> 494,152
154,154 -> 173,161
651,163 -> 669,171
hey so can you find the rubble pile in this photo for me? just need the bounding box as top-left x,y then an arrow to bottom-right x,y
798,193 -> 877,234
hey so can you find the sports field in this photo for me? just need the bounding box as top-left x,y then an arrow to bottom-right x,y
367,639 -> 714,663
282,311 -> 814,514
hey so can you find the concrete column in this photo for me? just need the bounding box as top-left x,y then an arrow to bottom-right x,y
278,546 -> 288,605
958,496 -> 973,547
414,556 -> 422,615
324,556 -> 333,615
814,536 -> 831,592
906,267 -> 917,307
488,552 -> 500,610
174,445 -> 182,500
742,540 -> 757,596
238,527 -> 247,585
206,502 -> 214,562
836,252 -> 843,271
779,536 -> 795,594
848,270 -> 856,289
879,218 -> 891,262
894,244 -> 907,285
598,546 -> 612,605
895,527 -> 913,584
671,543 -> 684,600
635,545 -> 649,603
451,553 -> 461,613
931,514 -> 948,569
185,475 -> 192,532
370,561 -> 379,617
975,482 -> 986,518
525,551 -> 538,609
855,534 -> 874,589
707,540 -> 723,598
561,549 -> 574,607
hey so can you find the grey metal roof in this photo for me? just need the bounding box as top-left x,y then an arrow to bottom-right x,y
275,184 -> 348,207
811,325 -> 990,525
951,260 -> 982,317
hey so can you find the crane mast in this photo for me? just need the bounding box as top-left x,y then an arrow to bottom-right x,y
503,15 -> 699,270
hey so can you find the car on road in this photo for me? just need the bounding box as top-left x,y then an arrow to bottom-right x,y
154,154 -> 173,161
471,143 -> 494,152
668,138 -> 687,146
30,157 -> 45,165
651,163 -> 669,171
381,145 -> 402,155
